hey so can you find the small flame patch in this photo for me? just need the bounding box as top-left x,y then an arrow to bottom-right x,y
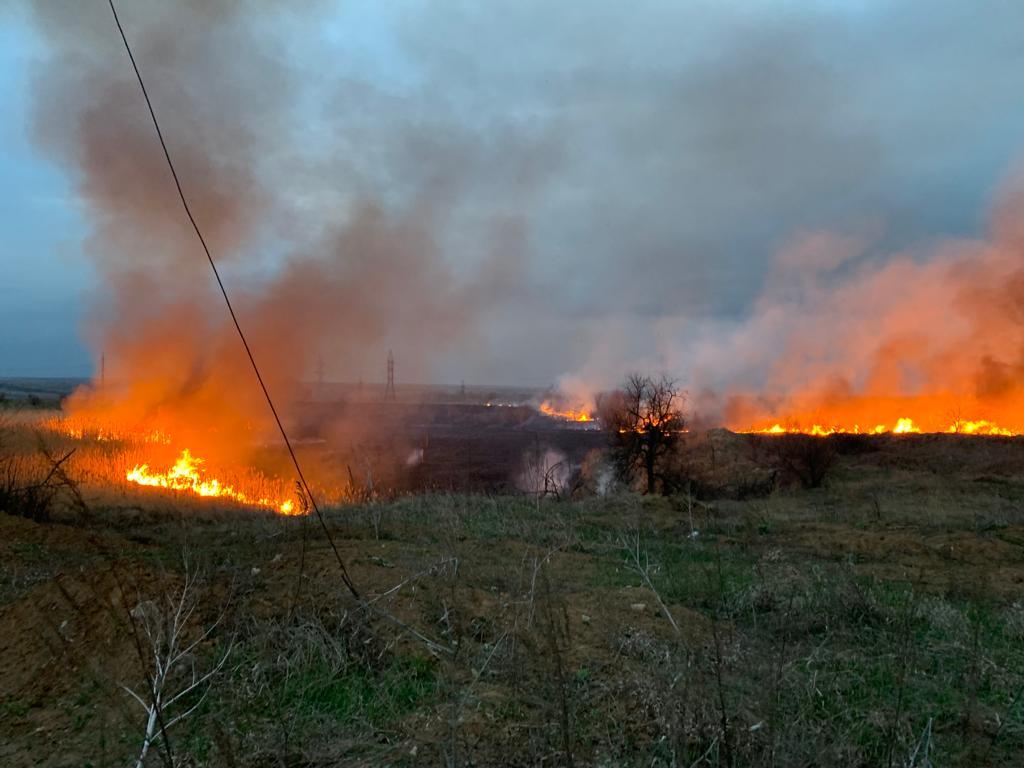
538,400 -> 595,422
126,449 -> 297,514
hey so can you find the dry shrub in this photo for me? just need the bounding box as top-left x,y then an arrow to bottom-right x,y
0,436 -> 79,522
0,454 -> 56,521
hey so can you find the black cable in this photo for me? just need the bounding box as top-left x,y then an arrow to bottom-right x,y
106,0 -> 359,600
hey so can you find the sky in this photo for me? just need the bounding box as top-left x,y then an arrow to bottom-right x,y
4,0 -> 1024,389
0,19 -> 92,376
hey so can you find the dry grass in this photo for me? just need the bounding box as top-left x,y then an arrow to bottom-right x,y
2,421 -> 1024,765
1,414 -> 309,518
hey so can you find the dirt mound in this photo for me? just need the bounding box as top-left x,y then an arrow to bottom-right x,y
0,567 -> 132,702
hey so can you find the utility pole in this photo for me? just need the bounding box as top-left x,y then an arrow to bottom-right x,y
316,355 -> 324,401
100,353 -> 105,388
384,350 -> 396,401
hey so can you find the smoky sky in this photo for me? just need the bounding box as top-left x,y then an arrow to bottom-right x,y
7,0 -> 1024,390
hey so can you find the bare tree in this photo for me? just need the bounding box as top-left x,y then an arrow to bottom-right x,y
122,558 -> 233,768
520,436 -> 568,506
600,373 -> 685,494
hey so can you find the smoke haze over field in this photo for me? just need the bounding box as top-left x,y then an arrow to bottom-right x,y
7,1 -> 1024,429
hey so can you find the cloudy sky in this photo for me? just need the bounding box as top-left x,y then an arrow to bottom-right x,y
4,0 -> 1024,390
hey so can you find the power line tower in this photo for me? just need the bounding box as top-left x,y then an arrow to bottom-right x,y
384,350 -> 396,401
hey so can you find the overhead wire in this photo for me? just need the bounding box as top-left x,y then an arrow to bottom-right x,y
106,0 -> 359,600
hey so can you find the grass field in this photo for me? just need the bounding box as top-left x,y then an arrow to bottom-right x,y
2,418 -> 1024,766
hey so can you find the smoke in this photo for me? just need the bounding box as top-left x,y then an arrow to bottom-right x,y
24,0 -> 1024,440
26,1 -> 522,461
558,171 -> 1024,431
696,171 -> 1024,430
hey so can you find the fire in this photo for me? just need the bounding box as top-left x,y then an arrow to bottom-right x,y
951,419 -> 1015,436
742,415 -> 1020,436
618,413 -> 687,435
892,417 -> 920,434
539,400 -> 595,422
46,414 -> 171,444
730,390 -> 1024,437
44,391 -> 302,514
126,449 -> 297,514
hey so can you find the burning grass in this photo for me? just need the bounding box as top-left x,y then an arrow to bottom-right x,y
741,416 -> 1021,437
730,392 -> 1024,437
539,399 -> 596,423
125,449 -> 297,514
4,412 -> 304,516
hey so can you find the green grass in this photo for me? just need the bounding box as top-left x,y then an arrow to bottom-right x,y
0,698 -> 30,719
732,570 -> 1024,764
5,438 -> 1024,766
594,535 -> 759,612
275,655 -> 436,727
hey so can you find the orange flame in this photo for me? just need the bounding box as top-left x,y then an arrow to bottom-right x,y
539,400 -> 595,422
126,449 -> 297,514
45,414 -> 172,444
740,415 -> 1020,436
951,419 -> 1015,436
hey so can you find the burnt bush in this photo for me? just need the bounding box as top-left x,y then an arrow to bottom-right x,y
769,435 -> 838,489
733,469 -> 779,499
830,433 -> 880,456
680,466 -> 777,501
